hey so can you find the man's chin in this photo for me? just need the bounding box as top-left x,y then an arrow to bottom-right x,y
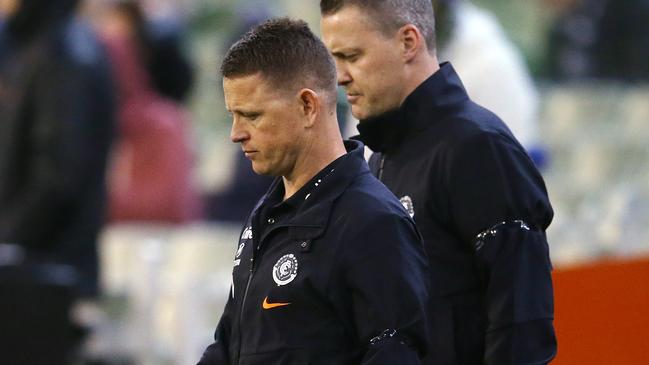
350,105 -> 369,121
353,107 -> 385,122
251,164 -> 277,177
250,163 -> 267,176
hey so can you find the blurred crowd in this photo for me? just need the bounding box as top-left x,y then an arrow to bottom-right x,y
0,0 -> 647,364
545,0 -> 649,81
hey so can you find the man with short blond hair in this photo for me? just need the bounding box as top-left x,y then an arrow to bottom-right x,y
198,17 -> 430,365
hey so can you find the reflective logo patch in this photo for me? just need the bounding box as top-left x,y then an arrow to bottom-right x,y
400,195 -> 415,218
241,226 -> 253,240
233,242 -> 245,267
235,242 -> 245,259
272,254 -> 298,286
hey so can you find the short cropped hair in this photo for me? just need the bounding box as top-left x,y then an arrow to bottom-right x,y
320,0 -> 436,53
221,17 -> 337,103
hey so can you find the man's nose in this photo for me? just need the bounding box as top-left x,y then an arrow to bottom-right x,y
230,118 -> 249,144
336,62 -> 352,86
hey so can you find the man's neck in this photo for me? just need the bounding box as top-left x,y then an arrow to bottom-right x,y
400,53 -> 440,106
282,126 -> 346,200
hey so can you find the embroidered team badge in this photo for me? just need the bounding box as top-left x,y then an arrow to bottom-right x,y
272,254 -> 298,286
400,195 -> 415,218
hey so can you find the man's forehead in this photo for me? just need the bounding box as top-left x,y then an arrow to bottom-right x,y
224,73 -> 265,87
223,73 -> 269,97
321,7 -> 387,47
223,74 -> 292,109
224,75 -> 263,106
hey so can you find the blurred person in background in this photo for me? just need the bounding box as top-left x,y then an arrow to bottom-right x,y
546,0 -> 649,80
146,9 -> 195,104
321,0 -> 556,364
99,0 -> 201,223
0,0 -> 114,362
433,0 -> 547,167
0,0 -> 114,298
129,0 -> 195,104
199,17 -> 430,365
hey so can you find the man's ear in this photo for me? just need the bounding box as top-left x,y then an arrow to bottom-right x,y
399,24 -> 424,62
298,88 -> 320,128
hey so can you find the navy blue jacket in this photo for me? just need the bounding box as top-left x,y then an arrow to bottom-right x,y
357,63 -> 556,365
199,140 -> 430,365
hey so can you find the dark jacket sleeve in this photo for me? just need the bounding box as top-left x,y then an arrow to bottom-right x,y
198,292 -> 233,365
341,210 -> 430,364
447,131 -> 556,364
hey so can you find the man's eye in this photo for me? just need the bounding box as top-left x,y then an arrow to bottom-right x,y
335,53 -> 359,62
344,53 -> 360,62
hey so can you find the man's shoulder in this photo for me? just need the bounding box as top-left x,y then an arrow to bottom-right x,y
329,175 -> 421,257
415,100 -> 518,152
335,172 -> 411,221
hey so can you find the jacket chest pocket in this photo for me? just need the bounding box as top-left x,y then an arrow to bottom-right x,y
252,255 -> 346,350
253,248 -> 331,319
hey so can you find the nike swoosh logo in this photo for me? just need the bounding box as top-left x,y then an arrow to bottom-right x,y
262,296 -> 291,309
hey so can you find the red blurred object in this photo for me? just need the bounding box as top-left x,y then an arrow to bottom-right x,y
552,256 -> 649,364
103,33 -> 200,223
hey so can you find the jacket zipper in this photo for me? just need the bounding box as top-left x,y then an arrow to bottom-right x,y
378,154 -> 386,181
234,217 -> 321,363
234,222 -> 292,364
236,217 -> 262,364
239,256 -> 256,327
235,254 -> 255,364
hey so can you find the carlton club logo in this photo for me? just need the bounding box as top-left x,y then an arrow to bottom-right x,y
272,254 -> 298,286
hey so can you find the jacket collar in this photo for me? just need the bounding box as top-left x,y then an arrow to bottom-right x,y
254,139 -> 368,241
356,62 -> 469,152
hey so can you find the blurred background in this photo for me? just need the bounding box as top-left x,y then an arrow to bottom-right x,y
1,0 -> 647,364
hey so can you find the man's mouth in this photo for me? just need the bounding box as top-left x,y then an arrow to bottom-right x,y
347,93 -> 361,103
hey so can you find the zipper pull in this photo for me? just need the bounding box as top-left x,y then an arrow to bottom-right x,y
378,155 -> 386,181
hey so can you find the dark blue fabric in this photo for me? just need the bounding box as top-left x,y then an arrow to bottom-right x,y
199,140 -> 430,365
358,63 -> 556,365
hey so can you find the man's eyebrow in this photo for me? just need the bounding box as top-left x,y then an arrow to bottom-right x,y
331,48 -> 361,57
230,109 -> 261,116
